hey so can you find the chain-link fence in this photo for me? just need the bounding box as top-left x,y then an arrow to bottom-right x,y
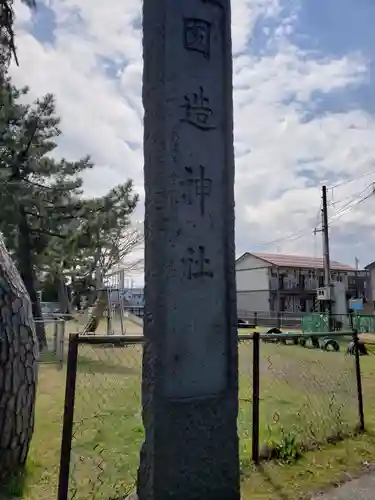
238,310 -> 375,334
53,330 -> 364,500
25,318 -> 67,500
57,336 -> 143,500
29,348 -> 67,500
300,312 -> 373,333
238,331 -> 362,464
238,310 -> 303,330
35,317 -> 66,368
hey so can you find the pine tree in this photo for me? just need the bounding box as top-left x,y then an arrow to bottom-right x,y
0,0 -> 36,72
42,182 -> 142,312
0,80 -> 92,348
0,80 -> 141,320
0,0 -> 44,482
65,183 -> 140,284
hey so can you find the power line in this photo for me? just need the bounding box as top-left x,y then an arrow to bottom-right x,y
254,183 -> 375,250
329,186 -> 375,225
329,169 -> 375,190
328,186 -> 370,221
330,185 -> 369,207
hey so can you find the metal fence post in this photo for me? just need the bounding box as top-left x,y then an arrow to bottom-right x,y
353,328 -> 365,432
348,309 -> 354,331
254,311 -> 258,327
57,334 -> 79,500
276,311 -> 281,329
57,320 -> 65,369
252,331 -> 260,464
53,322 -> 58,354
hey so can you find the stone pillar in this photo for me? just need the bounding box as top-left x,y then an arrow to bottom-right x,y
140,0 -> 239,499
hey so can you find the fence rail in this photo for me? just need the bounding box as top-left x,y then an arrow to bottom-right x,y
301,312 -> 375,334
238,310 -> 375,332
238,310 -> 303,329
35,317 -> 66,368
53,328 -> 365,500
246,330 -> 364,464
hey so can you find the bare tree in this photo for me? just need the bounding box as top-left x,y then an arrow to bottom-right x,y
98,226 -> 144,281
60,226 -> 144,313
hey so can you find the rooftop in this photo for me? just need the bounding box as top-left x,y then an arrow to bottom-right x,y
249,252 -> 357,271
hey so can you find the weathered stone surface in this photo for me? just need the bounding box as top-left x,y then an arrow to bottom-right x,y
139,1 -> 239,499
0,235 -> 38,478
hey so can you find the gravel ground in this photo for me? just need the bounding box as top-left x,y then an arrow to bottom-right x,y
312,473 -> 375,500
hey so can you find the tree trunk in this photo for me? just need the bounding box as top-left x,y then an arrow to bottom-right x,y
82,290 -> 108,334
0,234 -> 38,479
17,208 -> 46,350
56,275 -> 72,316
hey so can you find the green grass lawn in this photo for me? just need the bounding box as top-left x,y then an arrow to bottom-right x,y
12,335 -> 375,500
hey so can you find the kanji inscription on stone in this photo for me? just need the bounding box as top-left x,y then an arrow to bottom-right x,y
181,245 -> 214,279
140,0 -> 240,497
181,86 -> 216,131
183,18 -> 211,59
180,165 -> 212,215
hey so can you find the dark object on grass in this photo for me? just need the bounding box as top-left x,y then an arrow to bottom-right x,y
299,336 -> 320,348
299,335 -> 339,352
311,335 -> 320,349
267,327 -> 282,334
347,340 -> 368,356
322,338 -> 340,352
262,327 -> 282,343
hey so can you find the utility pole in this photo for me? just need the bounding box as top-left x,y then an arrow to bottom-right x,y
321,185 -> 333,329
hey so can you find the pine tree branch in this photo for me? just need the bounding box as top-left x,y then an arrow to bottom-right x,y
17,97 -> 52,165
29,227 -> 65,239
23,209 -> 78,221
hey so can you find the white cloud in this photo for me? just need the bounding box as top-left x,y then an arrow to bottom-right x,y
10,0 -> 375,282
14,0 -> 33,25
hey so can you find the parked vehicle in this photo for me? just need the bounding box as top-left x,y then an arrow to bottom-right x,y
238,318 -> 254,329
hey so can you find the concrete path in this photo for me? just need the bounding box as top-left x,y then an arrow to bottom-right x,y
123,319 -> 143,335
313,473 -> 375,500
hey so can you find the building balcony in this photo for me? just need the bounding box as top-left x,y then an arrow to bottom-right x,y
270,278 -> 319,293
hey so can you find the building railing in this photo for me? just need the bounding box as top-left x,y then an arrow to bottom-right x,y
270,278 -> 324,291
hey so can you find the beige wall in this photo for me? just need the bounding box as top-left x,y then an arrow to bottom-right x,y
235,254 -> 270,292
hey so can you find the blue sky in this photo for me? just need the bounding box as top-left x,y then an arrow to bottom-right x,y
11,0 -> 375,280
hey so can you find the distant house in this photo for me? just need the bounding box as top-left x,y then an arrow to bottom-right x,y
364,261 -> 375,310
236,252 -> 367,315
